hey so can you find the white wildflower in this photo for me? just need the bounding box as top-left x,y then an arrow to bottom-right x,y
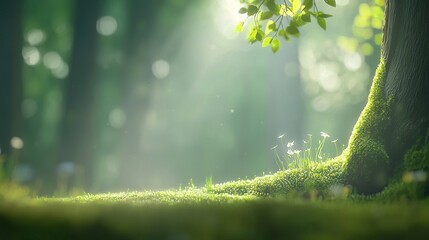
321,132 -> 330,138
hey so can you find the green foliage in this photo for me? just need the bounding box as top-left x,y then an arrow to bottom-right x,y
237,0 -> 336,52
271,37 -> 281,52
323,0 -> 336,7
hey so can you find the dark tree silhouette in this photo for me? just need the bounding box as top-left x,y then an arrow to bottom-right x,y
0,0 -> 23,157
58,0 -> 101,191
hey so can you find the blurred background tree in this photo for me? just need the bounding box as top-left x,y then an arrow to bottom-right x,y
0,0 -> 380,195
0,0 -> 23,158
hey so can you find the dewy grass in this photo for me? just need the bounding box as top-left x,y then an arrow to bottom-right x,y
272,132 -> 343,170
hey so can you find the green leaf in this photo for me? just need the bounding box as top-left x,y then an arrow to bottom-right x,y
290,0 -> 301,13
256,29 -> 265,41
292,16 -> 305,27
271,37 -> 281,53
286,25 -> 300,37
301,12 -> 311,22
262,37 -> 273,47
303,0 -> 313,11
247,5 -> 259,16
279,29 -> 290,41
265,20 -> 276,35
318,12 -> 333,18
247,28 -> 258,43
276,4 -> 287,16
317,17 -> 326,30
239,7 -> 248,14
235,21 -> 244,32
266,1 -> 277,11
324,0 -> 336,7
260,11 -> 274,20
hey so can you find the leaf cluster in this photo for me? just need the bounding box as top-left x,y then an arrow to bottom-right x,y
235,0 -> 336,53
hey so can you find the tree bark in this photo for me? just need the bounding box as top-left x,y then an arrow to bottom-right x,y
344,0 -> 429,194
382,0 -> 429,170
0,0 -> 23,157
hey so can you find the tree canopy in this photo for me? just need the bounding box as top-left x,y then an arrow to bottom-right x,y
236,0 -> 337,52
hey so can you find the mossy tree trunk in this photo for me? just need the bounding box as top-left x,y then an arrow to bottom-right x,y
344,0 -> 429,194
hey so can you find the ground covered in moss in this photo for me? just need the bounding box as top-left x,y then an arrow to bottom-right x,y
1,158 -> 429,239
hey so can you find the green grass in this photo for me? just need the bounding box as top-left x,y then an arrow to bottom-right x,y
1,157 -> 429,239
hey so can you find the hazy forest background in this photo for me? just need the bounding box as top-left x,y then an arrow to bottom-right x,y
0,0 -> 382,195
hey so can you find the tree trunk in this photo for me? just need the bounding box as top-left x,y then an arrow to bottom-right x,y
383,0 -> 429,170
58,0 -> 101,191
344,0 -> 429,194
0,0 -> 23,157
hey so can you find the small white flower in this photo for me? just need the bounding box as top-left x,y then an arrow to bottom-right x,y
294,150 -> 301,154
331,139 -> 338,143
303,140 -> 307,144
321,132 -> 330,138
287,141 -> 294,148
287,149 -> 294,155
271,145 -> 278,150
318,155 -> 323,159
277,134 -> 285,139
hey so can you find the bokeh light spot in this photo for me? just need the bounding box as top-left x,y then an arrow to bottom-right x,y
96,16 -> 118,36
26,29 -> 45,46
109,108 -> 127,128
344,52 -> 362,71
12,164 -> 34,183
336,0 -> 350,6
312,96 -> 331,112
152,60 -> 170,79
10,137 -> 24,150
51,62 -> 69,79
58,161 -> 75,176
43,52 -> 62,70
22,47 -> 40,66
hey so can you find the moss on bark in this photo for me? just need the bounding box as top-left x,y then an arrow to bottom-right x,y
342,59 -> 393,194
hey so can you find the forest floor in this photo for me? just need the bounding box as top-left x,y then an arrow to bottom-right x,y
1,158 -> 429,239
